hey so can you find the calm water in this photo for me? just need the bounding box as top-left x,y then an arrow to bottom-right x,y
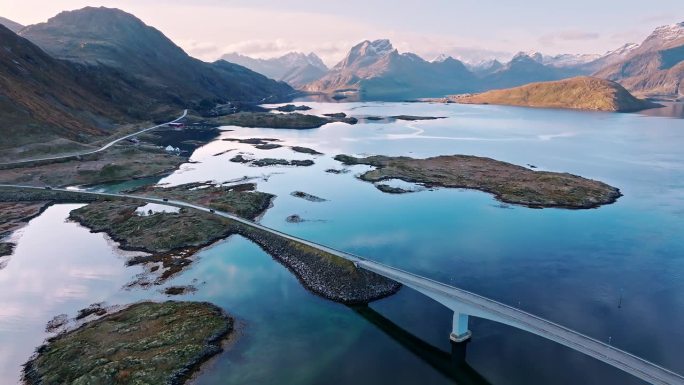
1,102 -> 683,385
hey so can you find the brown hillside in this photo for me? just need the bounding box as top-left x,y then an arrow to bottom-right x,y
454,77 -> 659,112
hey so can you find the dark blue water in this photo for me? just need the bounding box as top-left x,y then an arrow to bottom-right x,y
1,102 -> 683,384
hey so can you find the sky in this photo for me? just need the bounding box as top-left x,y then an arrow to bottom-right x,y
2,0 -> 683,65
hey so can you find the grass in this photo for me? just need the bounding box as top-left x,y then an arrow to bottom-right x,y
455,76 -> 659,112
23,301 -> 232,385
336,154 -> 621,209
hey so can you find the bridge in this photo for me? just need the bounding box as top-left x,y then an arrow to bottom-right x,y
1,184 -> 683,385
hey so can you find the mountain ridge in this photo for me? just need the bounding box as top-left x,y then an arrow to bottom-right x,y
594,21 -> 684,98
220,51 -> 328,87
303,39 -> 479,100
0,24 -> 133,152
0,16 -> 23,33
19,7 -> 294,109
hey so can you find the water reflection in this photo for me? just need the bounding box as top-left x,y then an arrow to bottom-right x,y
639,101 -> 684,118
0,205 -> 146,383
352,305 -> 491,385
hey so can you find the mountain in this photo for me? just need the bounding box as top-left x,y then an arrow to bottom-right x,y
575,43 -> 640,73
0,24 -> 132,151
542,53 -> 601,68
468,59 -> 504,77
482,52 -> 585,90
454,77 -> 659,112
595,22 -> 684,98
19,7 -> 294,111
221,52 -> 328,88
0,16 -> 23,33
304,39 -> 478,100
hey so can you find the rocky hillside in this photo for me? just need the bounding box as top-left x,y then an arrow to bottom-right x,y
221,52 -> 328,87
454,77 -> 659,112
304,39 -> 478,100
0,16 -> 23,33
0,24 -> 133,151
19,7 -> 294,111
595,22 -> 684,98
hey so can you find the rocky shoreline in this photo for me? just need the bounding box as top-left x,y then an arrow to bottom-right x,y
228,222 -> 401,304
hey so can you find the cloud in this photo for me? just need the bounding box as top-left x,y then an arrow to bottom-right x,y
539,30 -> 600,46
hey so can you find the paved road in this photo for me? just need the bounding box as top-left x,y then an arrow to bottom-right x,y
1,184 -> 682,385
0,110 -> 187,166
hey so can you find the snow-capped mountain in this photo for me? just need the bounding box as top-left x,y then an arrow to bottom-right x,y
432,53 -> 451,63
647,22 -> 684,45
221,51 -> 328,87
304,39 -> 477,100
467,59 -> 504,76
513,51 -> 544,63
482,51 -> 584,89
542,53 -> 601,68
595,21 -> 684,98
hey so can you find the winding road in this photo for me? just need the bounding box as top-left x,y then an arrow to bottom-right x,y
1,184 -> 682,385
0,110 -> 187,166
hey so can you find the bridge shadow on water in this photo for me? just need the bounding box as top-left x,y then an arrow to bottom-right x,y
351,305 -> 492,385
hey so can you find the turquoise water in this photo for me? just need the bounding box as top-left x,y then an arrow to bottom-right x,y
1,102 -> 683,384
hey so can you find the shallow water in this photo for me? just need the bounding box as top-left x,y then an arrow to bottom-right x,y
1,102 -> 683,384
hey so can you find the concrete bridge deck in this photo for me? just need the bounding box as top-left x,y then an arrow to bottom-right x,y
2,185 -> 682,385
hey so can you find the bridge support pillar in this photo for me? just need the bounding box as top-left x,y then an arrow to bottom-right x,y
449,312 -> 471,343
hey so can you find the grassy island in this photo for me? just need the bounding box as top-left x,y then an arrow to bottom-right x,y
23,301 -> 232,385
335,154 -> 621,209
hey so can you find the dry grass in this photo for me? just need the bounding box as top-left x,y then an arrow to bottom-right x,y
455,76 -> 658,112
337,154 -> 621,209
23,301 -> 232,385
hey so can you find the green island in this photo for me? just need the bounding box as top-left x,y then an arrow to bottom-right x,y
335,154 -> 621,209
23,301 -> 233,385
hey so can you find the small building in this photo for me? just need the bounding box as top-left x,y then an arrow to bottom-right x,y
164,145 -> 181,154
168,122 -> 185,128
